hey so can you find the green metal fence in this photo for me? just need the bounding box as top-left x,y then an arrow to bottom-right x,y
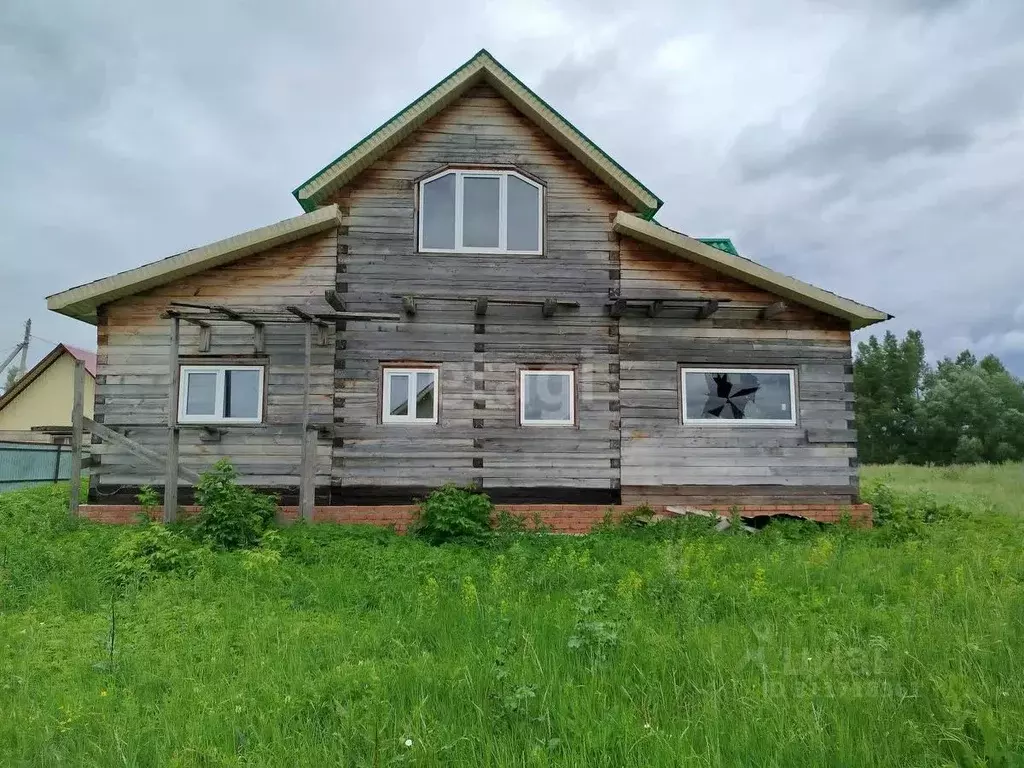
0,441 -> 73,492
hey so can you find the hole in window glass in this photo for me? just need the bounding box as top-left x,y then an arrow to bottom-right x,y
421,173 -> 456,250
185,372 -> 217,416
389,373 -> 410,417
522,372 -> 573,423
507,174 -> 540,251
462,176 -> 500,248
683,370 -> 794,422
225,369 -> 260,419
415,371 -> 435,419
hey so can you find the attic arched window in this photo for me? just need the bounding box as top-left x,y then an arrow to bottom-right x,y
418,169 -> 543,254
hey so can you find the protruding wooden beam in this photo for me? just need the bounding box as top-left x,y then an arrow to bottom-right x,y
324,289 -> 347,312
541,298 -> 557,318
697,299 -> 720,320
608,299 -> 627,319
401,296 -> 417,316
474,297 -> 488,317
647,300 -> 665,318
760,301 -> 787,320
197,325 -> 211,352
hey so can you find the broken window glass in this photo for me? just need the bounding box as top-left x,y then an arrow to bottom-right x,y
683,370 -> 794,422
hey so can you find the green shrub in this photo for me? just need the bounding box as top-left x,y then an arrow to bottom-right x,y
191,460 -> 277,550
109,523 -> 205,587
862,479 -> 971,541
411,484 -> 493,545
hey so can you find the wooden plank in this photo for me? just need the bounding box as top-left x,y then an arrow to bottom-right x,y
165,316 -> 180,523
760,301 -> 787,320
83,417 -> 200,483
68,358 -> 85,517
299,320 -> 314,521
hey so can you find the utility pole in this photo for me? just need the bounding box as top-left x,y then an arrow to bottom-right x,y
0,318 -> 31,387
17,319 -> 30,380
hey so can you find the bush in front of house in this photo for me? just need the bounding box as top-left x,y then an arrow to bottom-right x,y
191,459 -> 278,550
411,483 -> 494,545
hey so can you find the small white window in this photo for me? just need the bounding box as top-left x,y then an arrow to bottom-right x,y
382,367 -> 439,424
681,368 -> 796,425
520,369 -> 575,426
178,365 -> 264,424
418,169 -> 543,254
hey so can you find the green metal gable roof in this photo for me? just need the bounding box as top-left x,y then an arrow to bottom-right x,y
292,49 -> 663,217
698,238 -> 739,256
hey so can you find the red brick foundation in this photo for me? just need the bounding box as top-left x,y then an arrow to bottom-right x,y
80,502 -> 872,530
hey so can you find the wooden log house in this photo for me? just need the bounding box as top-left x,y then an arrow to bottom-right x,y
47,50 -> 889,521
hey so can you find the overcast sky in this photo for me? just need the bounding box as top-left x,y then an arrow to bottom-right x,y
2,0 -> 1022,375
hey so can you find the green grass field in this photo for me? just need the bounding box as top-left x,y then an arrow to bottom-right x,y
2,467 -> 1023,766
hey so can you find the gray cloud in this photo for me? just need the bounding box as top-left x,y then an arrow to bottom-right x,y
0,0 -> 1022,379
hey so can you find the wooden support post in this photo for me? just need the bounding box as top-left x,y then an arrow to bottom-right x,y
68,358 -> 85,517
401,296 -> 417,316
299,320 -> 314,522
474,297 -> 488,317
608,299 -> 627,319
760,301 -> 787,320
541,298 -> 557,318
165,316 -> 180,523
697,299 -> 720,320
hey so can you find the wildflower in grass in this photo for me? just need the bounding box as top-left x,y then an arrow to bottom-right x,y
615,570 -> 644,602
808,536 -> 836,567
749,567 -> 768,598
462,576 -> 478,608
404,738 -> 414,748
99,689 -> 108,697
418,576 -> 440,608
490,556 -> 508,592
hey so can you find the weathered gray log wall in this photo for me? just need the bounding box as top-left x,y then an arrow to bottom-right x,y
619,238 -> 858,506
91,231 -> 337,500
326,82 -> 623,502
89,79 -> 863,507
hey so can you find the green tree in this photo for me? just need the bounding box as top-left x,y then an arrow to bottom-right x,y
916,353 -> 1024,464
853,330 -> 927,463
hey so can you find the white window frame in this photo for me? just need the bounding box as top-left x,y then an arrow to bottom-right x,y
519,369 -> 576,427
382,367 -> 440,424
418,168 -> 544,255
680,367 -> 797,426
177,365 -> 265,425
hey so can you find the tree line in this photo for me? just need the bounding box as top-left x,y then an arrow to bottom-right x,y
854,330 -> 1024,464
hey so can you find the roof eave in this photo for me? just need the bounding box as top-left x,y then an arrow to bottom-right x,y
47,205 -> 341,325
613,212 -> 890,330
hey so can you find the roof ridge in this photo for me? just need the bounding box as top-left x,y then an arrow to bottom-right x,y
292,50 -> 662,216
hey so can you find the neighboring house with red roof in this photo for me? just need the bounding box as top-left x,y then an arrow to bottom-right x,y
0,344 -> 96,442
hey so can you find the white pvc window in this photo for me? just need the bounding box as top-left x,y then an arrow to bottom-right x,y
520,369 -> 575,426
178,365 -> 264,424
382,367 -> 439,424
681,368 -> 796,425
419,169 -> 543,254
